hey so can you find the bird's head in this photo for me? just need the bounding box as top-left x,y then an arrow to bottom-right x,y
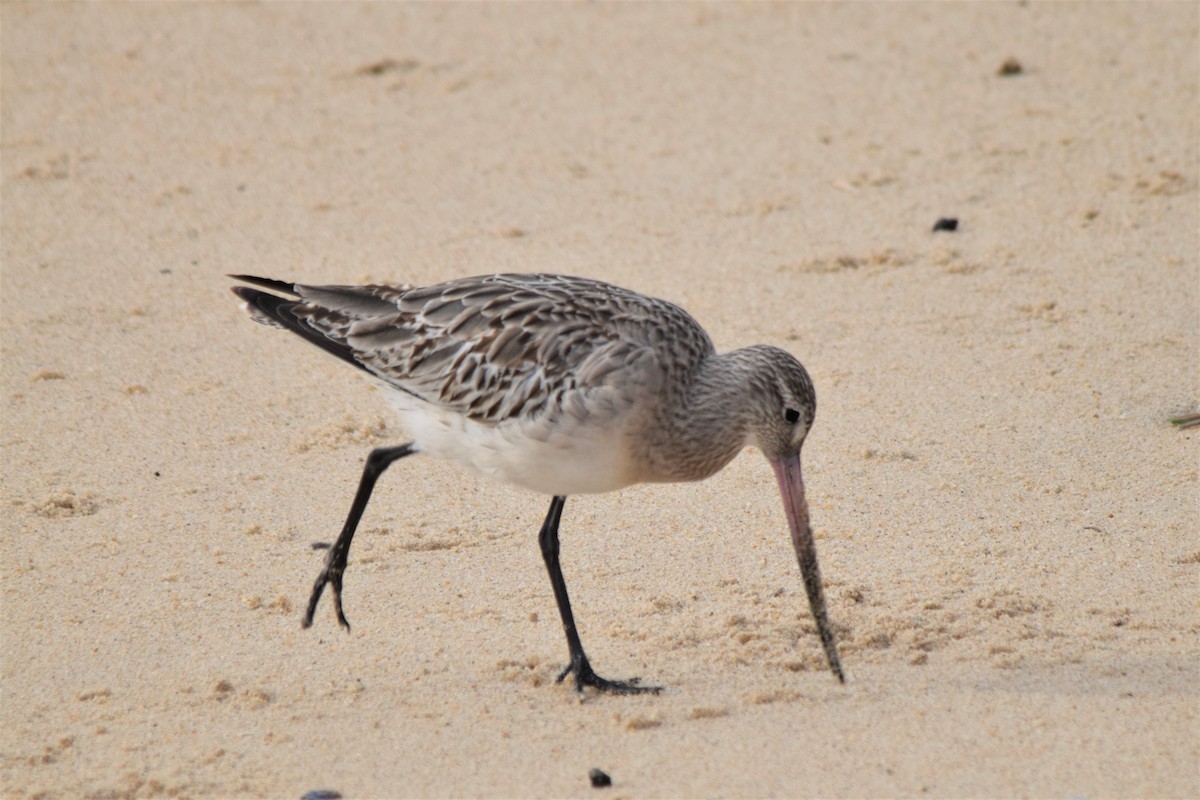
743,345 -> 817,462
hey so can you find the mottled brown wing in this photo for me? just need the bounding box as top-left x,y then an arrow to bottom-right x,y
243,273 -> 714,425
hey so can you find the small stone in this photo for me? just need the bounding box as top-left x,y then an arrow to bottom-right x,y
354,58 -> 419,77
932,217 -> 958,232
300,791 -> 342,800
589,768 -> 612,788
998,57 -> 1023,76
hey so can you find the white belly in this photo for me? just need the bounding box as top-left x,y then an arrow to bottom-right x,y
377,385 -> 641,496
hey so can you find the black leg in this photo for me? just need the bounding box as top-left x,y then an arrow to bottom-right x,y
538,495 -> 661,694
303,443 -> 416,630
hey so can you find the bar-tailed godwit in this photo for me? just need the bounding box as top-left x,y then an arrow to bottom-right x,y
231,273 -> 844,692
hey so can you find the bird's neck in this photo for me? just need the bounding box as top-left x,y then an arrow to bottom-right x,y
635,349 -> 764,483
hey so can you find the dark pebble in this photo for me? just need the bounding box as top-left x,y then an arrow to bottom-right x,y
311,541 -> 332,550
932,217 -> 959,232
589,768 -> 612,788
998,57 -> 1023,76
300,791 -> 342,800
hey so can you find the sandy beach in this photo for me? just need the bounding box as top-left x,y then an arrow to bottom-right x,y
2,3 -> 1197,797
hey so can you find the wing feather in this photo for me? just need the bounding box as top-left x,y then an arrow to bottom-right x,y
231,273 -> 715,425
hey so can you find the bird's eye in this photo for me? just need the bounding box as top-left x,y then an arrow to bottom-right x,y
784,408 -> 801,424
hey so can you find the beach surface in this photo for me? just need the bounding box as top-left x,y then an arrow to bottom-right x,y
2,3 -> 1197,798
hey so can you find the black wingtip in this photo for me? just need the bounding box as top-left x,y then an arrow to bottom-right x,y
231,283 -> 297,328
228,274 -> 300,296
230,277 -> 372,376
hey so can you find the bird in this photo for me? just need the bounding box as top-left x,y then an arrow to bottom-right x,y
230,272 -> 844,692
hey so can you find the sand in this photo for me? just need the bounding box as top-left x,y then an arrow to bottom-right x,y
2,2 -> 1197,798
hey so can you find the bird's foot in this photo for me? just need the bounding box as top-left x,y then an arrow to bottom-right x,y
556,654 -> 661,695
302,559 -> 351,631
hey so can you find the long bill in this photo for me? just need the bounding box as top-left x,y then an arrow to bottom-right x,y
771,451 -> 845,683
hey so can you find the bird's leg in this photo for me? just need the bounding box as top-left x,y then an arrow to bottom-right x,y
303,443 -> 416,630
538,495 -> 661,695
